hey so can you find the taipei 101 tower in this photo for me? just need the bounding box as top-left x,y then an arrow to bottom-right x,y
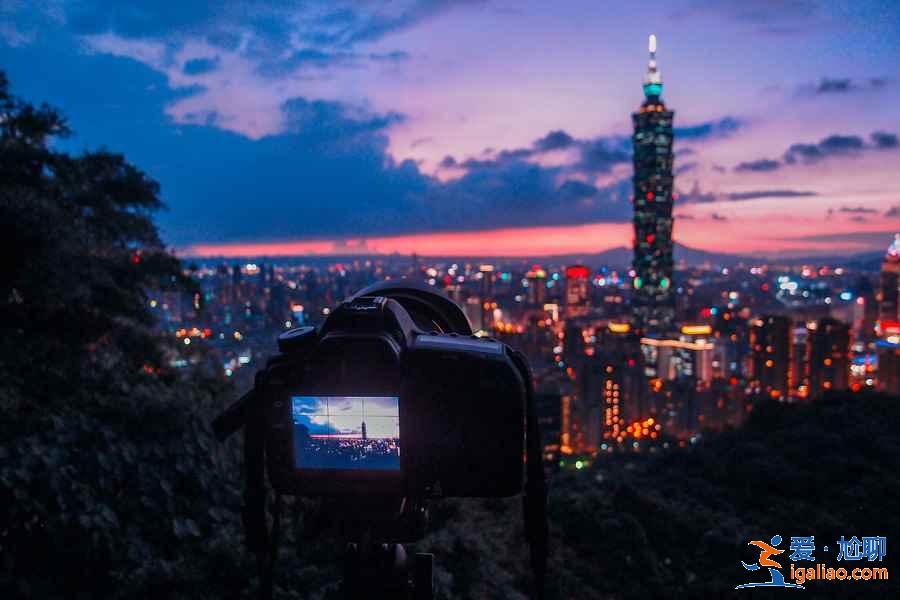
631,34 -> 676,336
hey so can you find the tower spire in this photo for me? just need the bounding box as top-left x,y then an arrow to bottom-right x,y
643,34 -> 663,101
888,233 -> 900,260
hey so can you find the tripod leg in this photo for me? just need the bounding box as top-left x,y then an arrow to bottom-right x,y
343,543 -> 361,600
413,553 -> 433,600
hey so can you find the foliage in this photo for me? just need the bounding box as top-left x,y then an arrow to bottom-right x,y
0,71 -> 192,409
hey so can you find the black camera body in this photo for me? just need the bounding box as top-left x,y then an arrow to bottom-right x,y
260,284 -> 528,500
213,282 -> 548,597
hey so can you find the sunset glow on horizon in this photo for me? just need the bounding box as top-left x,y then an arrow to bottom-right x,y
184,218 -> 898,259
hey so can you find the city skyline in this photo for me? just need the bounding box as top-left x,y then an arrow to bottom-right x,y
2,1 -> 899,257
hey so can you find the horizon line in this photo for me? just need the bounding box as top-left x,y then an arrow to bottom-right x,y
177,221 -> 897,261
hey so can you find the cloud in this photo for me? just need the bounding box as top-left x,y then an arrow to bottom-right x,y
0,22 -> 35,47
281,98 -> 405,141
669,0 -> 821,34
340,0 -> 485,45
886,206 -> 900,219
255,48 -> 409,78
534,130 -> 575,152
797,77 -> 893,96
838,206 -> 877,214
73,79 -> 633,245
784,134 -> 864,164
443,129 -> 626,174
62,1 -> 470,48
736,130 -> 899,172
443,116 -> 739,180
557,179 -> 599,200
256,48 -> 364,78
9,1 -> 474,139
677,181 -> 717,204
679,184 -> 823,206
426,161 -> 633,230
183,56 -> 219,75
872,131 -> 899,149
675,162 -> 699,175
816,78 -> 852,93
368,50 -> 411,62
673,117 -> 742,140
783,231 -> 898,250
577,136 -> 631,174
710,212 -> 728,221
726,190 -> 818,201
826,206 -> 880,221
734,158 -> 780,172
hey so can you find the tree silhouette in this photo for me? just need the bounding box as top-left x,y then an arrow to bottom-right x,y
0,71 -> 193,408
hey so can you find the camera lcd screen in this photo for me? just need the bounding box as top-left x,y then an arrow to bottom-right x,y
291,396 -> 400,470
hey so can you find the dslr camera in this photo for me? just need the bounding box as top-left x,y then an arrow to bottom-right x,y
214,281 -> 547,598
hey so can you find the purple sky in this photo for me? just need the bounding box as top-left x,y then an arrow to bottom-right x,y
2,1 -> 899,256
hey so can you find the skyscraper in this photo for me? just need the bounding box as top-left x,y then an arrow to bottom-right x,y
878,234 -> 900,326
632,34 -> 676,336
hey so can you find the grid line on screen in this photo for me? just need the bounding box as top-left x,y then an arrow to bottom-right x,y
291,396 -> 400,470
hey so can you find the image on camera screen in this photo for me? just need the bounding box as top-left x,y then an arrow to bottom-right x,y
291,396 -> 400,470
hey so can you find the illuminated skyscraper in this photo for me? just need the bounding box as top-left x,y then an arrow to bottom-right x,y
879,234 -> 900,326
631,34 -> 676,336
565,265 -> 591,317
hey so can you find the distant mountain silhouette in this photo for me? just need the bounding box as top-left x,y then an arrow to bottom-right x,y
185,244 -> 885,271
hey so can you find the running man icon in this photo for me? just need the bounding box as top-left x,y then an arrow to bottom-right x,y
735,535 -> 805,589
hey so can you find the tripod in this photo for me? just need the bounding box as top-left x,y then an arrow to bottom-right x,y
343,540 -> 433,600
335,497 -> 433,600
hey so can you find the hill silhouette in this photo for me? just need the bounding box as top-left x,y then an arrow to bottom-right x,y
420,391 -> 899,598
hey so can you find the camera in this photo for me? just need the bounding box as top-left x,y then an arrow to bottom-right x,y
213,281 -> 547,599
256,280 -> 529,499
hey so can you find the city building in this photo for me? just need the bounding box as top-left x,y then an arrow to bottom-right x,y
479,264 -> 496,330
749,315 -> 793,400
631,34 -> 676,336
565,265 -> 591,317
641,334 -> 714,385
806,317 -> 851,397
878,234 -> 900,327
877,335 -> 900,395
525,265 -> 548,306
534,391 -> 563,469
